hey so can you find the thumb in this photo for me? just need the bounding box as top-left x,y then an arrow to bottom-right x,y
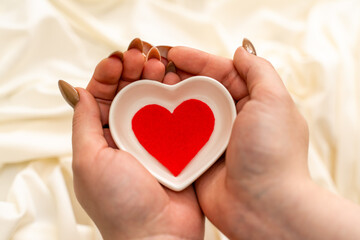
72,88 -> 108,163
233,47 -> 290,101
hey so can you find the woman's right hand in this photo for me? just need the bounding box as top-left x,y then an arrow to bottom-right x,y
169,44 -> 310,239
169,43 -> 360,240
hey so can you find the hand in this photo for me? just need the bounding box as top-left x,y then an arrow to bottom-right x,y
170,43 -> 360,240
168,44 -> 309,239
71,39 -> 204,240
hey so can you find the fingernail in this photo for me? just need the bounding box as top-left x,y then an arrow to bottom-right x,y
127,38 -> 143,52
166,61 -> 177,74
157,46 -> 172,59
242,38 -> 257,56
142,41 -> 153,55
58,80 -> 79,108
108,51 -> 124,62
146,46 -> 161,61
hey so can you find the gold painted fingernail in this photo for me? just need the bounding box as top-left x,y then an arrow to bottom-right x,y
157,46 -> 172,59
58,80 -> 79,108
165,61 -> 176,74
127,38 -> 143,52
142,41 -> 153,55
146,46 -> 161,61
242,38 -> 257,56
108,51 -> 124,62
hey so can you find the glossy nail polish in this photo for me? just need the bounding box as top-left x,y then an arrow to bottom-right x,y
58,80 -> 79,108
142,41 -> 153,55
146,46 -> 161,61
157,46 -> 172,59
108,51 -> 124,62
166,61 -> 177,74
242,38 -> 257,56
127,38 -> 143,52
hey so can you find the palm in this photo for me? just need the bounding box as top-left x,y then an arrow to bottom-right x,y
79,146 -> 203,239
167,46 -> 295,184
168,46 -> 310,239
73,43 -> 203,239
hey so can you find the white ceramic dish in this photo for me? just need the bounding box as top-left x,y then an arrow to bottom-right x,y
109,76 -> 236,191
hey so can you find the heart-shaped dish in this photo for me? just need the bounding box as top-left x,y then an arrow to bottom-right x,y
109,76 -> 236,191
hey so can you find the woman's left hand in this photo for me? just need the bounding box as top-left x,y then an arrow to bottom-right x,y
71,39 -> 204,240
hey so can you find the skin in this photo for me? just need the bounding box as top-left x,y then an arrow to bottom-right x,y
168,46 -> 360,239
72,47 -> 203,240
169,46 -> 310,238
72,43 -> 360,239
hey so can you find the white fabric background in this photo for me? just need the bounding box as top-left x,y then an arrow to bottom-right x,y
0,0 -> 359,239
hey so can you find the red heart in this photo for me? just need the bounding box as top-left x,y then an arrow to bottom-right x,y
132,99 -> 215,176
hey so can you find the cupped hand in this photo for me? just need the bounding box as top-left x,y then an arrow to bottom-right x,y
72,39 -> 204,240
168,44 -> 309,239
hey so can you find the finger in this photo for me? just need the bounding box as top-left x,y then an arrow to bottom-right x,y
142,47 -> 165,82
236,95 -> 250,113
72,88 -> 108,167
163,61 -> 181,85
86,55 -> 123,126
175,69 -> 193,81
167,46 -> 248,101
104,128 -> 117,149
87,54 -> 123,101
195,158 -> 226,212
157,46 -> 197,84
233,47 -> 290,100
121,38 -> 146,83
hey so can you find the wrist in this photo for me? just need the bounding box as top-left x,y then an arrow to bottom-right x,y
103,234 -> 196,240
134,236 -> 197,240
260,175 -> 316,238
222,174 -> 315,239
260,176 -> 332,240
101,229 -> 200,240
276,178 -> 360,240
